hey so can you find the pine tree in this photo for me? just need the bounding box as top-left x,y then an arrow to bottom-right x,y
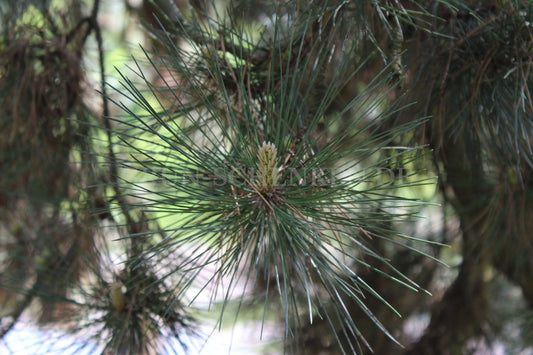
1,0 -> 532,354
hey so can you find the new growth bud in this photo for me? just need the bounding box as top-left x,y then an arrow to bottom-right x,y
255,141 -> 279,193
110,282 -> 126,311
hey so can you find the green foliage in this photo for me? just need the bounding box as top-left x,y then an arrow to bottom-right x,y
105,2 -> 436,353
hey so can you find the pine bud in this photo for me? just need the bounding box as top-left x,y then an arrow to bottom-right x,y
255,141 -> 279,193
110,282 -> 126,311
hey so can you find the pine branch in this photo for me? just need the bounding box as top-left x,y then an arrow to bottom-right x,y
105,3 -> 436,353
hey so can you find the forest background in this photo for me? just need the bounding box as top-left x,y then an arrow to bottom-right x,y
1,0 -> 533,354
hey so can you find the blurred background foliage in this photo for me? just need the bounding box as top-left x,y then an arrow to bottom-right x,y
0,0 -> 532,354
